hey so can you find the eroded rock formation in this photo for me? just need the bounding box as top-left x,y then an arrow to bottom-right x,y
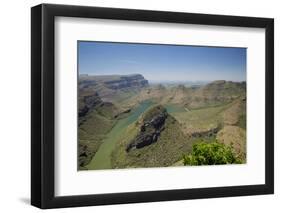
104,74 -> 148,90
126,105 -> 168,152
79,92 -> 102,118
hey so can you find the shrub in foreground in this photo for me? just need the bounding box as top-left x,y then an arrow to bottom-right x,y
183,141 -> 241,166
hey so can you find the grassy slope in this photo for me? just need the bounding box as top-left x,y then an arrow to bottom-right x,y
110,96 -> 246,168
171,103 -> 229,135
111,115 -> 191,168
170,96 -> 246,134
216,126 -> 246,162
216,97 -> 247,162
85,100 -> 155,170
79,79 -> 247,169
237,100 -> 246,130
127,81 -> 246,110
78,83 -> 139,169
79,74 -> 146,104
79,107 -> 117,168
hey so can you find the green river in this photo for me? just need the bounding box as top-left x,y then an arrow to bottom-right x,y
86,100 -> 154,170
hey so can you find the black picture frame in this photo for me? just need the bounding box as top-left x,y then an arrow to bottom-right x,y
31,3 -> 274,209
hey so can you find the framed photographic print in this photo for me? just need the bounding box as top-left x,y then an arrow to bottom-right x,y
31,4 -> 274,209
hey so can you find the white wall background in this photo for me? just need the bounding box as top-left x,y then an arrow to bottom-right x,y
0,0 -> 279,212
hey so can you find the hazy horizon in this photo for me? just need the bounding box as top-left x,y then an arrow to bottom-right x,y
79,73 -> 245,84
78,41 -> 246,82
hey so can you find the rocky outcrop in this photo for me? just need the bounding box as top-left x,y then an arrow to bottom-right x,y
190,126 -> 220,138
79,74 -> 149,103
126,105 -> 168,152
114,108 -> 131,119
104,74 -> 148,90
79,92 -> 102,118
79,74 -> 148,91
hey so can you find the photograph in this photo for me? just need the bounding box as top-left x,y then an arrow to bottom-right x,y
29,3 -> 274,209
78,41 -> 247,171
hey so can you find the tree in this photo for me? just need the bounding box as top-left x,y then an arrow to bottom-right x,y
183,140 -> 241,166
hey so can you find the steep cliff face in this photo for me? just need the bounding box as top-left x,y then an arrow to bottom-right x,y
104,74 -> 148,90
79,92 -> 103,118
78,88 -> 120,128
79,74 -> 148,92
79,74 -> 149,103
126,105 -> 168,152
111,104 -> 190,168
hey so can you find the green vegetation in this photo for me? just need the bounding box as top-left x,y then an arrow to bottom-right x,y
216,125 -> 246,162
131,80 -> 246,110
86,101 -> 154,170
78,75 -> 247,170
142,105 -> 166,122
183,140 -> 242,166
237,100 -> 246,130
79,109 -> 116,168
164,104 -> 186,113
238,113 -> 246,129
171,103 -> 229,135
111,114 -> 191,168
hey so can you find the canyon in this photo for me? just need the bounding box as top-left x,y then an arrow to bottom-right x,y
78,74 -> 246,169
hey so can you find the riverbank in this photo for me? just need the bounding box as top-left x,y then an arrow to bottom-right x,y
86,101 -> 154,170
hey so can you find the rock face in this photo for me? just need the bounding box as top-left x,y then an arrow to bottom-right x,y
79,74 -> 149,103
190,126 -> 220,138
104,74 -> 148,90
78,74 -> 148,120
79,92 -> 102,118
126,105 -> 168,152
79,74 -> 148,91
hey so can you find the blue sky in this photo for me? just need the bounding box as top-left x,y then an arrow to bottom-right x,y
78,41 -> 246,82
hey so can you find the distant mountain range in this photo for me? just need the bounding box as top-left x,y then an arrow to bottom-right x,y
79,74 -> 245,107
127,77 -> 246,110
